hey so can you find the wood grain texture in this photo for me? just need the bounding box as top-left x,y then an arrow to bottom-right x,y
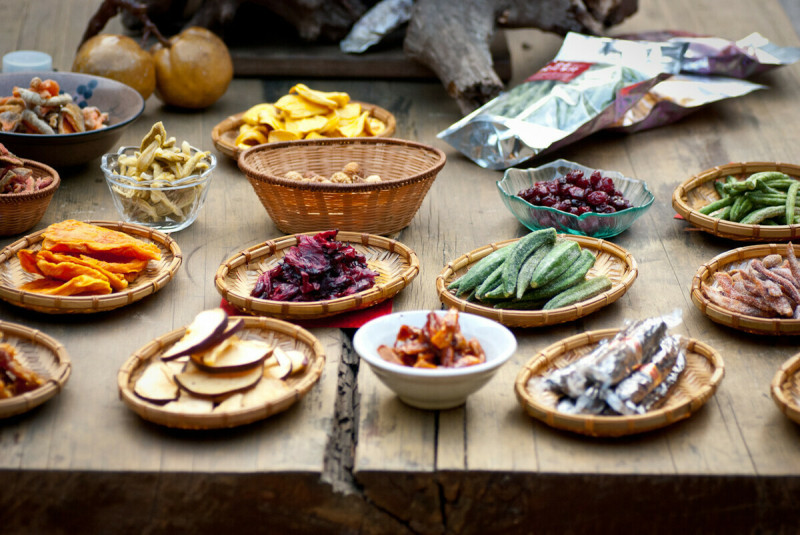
1,0 -> 800,532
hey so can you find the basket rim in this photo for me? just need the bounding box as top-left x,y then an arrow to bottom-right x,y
770,352 -> 800,425
0,158 -> 60,202
513,328 -> 725,437
237,136 -> 446,192
215,231 -> 420,319
0,220 -> 182,314
435,234 -> 638,328
672,161 -> 800,241
0,320 -> 72,418
117,315 -> 326,429
690,242 -> 800,335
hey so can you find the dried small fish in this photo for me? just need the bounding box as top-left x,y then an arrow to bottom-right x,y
585,317 -> 668,387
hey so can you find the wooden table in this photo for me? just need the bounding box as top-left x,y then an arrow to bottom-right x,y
2,1 -> 800,533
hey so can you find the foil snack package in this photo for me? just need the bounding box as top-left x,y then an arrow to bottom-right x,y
607,74 -> 766,133
617,30 -> 800,78
437,33 -> 686,170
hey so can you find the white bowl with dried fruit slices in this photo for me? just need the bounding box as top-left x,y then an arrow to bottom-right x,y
118,309 -> 325,429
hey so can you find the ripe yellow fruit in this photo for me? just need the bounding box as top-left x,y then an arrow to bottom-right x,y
151,26 -> 233,109
72,34 -> 156,100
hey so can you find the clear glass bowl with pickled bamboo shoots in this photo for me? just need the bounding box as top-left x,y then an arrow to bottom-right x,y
101,126 -> 216,233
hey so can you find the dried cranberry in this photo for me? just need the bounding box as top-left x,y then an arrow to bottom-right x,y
600,177 -> 616,193
565,170 -> 583,184
576,205 -> 591,215
555,200 -> 572,212
590,171 -> 603,188
611,195 -> 632,211
596,204 -> 616,214
586,190 -> 609,206
546,181 -> 560,194
569,206 -> 581,215
568,186 -> 585,200
540,195 -> 557,207
574,175 -> 590,189
533,183 -> 549,197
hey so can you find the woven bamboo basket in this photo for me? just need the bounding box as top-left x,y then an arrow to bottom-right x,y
0,220 -> 182,314
770,352 -> 800,426
691,242 -> 800,335
436,235 -> 638,328
216,231 -> 419,320
237,137 -> 445,235
118,316 -> 325,429
212,101 -> 396,160
0,159 -> 60,237
672,161 -> 800,241
514,329 -> 725,437
0,320 -> 71,418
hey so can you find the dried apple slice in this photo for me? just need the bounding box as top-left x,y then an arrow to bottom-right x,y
265,347 -> 293,379
214,392 -> 244,412
163,392 -> 214,414
134,360 -> 179,403
161,308 -> 230,361
174,361 -> 264,399
241,377 -> 289,408
191,338 -> 273,374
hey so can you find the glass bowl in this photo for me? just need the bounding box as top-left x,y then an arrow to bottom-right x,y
101,146 -> 215,233
496,159 -> 654,238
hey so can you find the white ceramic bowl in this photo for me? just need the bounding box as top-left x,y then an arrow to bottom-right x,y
353,310 -> 517,410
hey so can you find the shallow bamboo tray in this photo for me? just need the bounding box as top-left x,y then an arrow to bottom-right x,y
118,315 -> 325,429
211,101 -> 396,160
515,329 -> 725,437
0,220 -> 182,314
672,161 -> 800,241
237,137 -> 445,236
216,231 -> 419,320
0,158 -> 60,237
770,352 -> 800,426
691,243 -> 800,335
0,320 -> 71,418
436,235 -> 638,328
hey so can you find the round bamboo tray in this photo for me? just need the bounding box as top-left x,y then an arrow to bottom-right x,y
436,235 -> 638,328
237,137 -> 445,236
0,220 -> 182,314
0,158 -> 60,237
691,243 -> 800,335
211,101 -> 396,160
771,352 -> 800,426
672,161 -> 800,241
514,329 -> 725,437
216,231 -> 419,320
0,320 -> 71,418
118,315 -> 325,429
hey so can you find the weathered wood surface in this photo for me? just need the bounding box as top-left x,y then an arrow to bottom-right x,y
1,0 -> 800,533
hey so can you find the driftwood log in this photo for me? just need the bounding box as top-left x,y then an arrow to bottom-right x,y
116,0 -> 638,112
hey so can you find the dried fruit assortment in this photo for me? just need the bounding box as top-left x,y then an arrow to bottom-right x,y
0,341 -> 44,399
234,84 -> 387,149
377,308 -> 486,368
106,121 -> 213,224
133,309 -> 307,413
517,169 -> 633,216
700,243 -> 800,318
448,228 -> 611,310
251,230 -> 378,302
16,220 -> 161,296
0,77 -> 108,135
283,161 -> 382,184
0,143 -> 53,194
698,171 -> 800,224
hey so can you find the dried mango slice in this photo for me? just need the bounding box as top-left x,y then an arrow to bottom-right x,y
267,130 -> 300,143
77,254 -> 148,276
20,274 -> 112,296
17,248 -> 42,275
35,250 -> 128,291
336,102 -> 362,120
242,103 -> 276,125
42,220 -> 161,261
336,111 -> 369,138
290,83 -> 350,109
257,107 -> 283,130
284,115 -> 329,137
274,94 -> 331,119
305,131 -> 327,139
234,127 -> 269,149
366,117 -> 387,136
